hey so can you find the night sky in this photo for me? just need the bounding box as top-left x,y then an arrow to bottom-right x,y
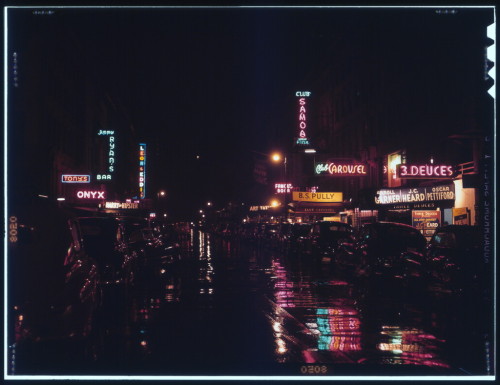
7,6 -> 494,219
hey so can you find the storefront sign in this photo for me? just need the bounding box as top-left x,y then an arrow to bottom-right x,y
397,164 -> 454,179
293,192 -> 343,203
139,143 -> 146,199
76,190 -> 106,199
61,175 -> 91,183
249,205 -> 271,211
275,183 -> 294,194
375,185 -> 455,204
315,162 -> 367,176
295,206 -> 340,214
453,207 -> 470,225
295,91 -> 311,145
412,210 -> 441,240
105,201 -> 140,209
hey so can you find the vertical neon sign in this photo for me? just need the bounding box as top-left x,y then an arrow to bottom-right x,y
139,143 -> 146,199
295,91 -> 311,145
97,130 -> 115,180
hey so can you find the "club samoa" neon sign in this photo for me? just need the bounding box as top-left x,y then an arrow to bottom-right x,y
296,91 -> 311,146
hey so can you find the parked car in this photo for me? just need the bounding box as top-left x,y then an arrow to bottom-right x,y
298,221 -> 354,264
425,225 -> 484,293
337,222 -> 427,282
127,224 -> 181,266
75,216 -> 137,286
281,222 -> 313,255
262,222 -> 281,249
8,200 -> 101,361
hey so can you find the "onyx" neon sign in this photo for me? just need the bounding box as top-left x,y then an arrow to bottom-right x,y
397,164 -> 454,179
76,190 -> 106,199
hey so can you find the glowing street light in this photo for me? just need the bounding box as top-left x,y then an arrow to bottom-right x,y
271,153 -> 282,163
270,199 -> 280,207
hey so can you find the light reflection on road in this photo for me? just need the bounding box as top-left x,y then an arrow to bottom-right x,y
266,253 -> 452,369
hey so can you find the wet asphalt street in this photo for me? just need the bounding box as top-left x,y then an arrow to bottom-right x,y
11,229 -> 493,378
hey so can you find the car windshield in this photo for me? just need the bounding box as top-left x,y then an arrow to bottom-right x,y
79,218 -> 118,258
292,224 -> 312,236
380,225 -> 425,250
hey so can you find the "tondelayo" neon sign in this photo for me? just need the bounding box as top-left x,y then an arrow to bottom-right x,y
315,162 -> 367,176
396,164 -> 454,179
296,91 -> 311,146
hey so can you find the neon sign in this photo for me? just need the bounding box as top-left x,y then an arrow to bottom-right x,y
275,183 -> 294,194
296,91 -> 311,145
97,130 -> 115,179
61,175 -> 91,183
315,162 -> 367,176
139,143 -> 146,199
76,190 -> 106,199
397,164 -> 454,179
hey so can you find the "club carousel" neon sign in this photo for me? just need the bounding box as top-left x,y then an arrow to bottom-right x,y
315,162 -> 367,176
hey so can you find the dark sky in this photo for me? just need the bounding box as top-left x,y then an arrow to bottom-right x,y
7,6 -> 494,218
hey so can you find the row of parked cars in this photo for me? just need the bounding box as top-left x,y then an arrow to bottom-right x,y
210,219 -> 485,294
8,199 -> 182,356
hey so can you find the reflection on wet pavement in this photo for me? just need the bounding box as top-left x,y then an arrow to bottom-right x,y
9,230 -> 492,376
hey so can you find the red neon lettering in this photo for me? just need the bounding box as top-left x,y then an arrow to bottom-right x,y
299,98 -> 306,106
419,165 -> 425,175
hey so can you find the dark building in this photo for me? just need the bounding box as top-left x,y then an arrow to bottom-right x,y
285,10 -> 493,228
8,11 -> 140,212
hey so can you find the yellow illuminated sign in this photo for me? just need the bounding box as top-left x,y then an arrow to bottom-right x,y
292,192 -> 343,202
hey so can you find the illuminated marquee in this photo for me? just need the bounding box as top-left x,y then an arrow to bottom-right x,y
105,201 -> 140,209
76,190 -> 106,199
97,130 -> 115,179
375,185 -> 455,205
139,143 -> 146,199
61,175 -> 91,183
296,91 -> 311,146
396,164 -> 454,179
315,162 -> 367,176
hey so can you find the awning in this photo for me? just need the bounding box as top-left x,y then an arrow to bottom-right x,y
292,202 -> 344,214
